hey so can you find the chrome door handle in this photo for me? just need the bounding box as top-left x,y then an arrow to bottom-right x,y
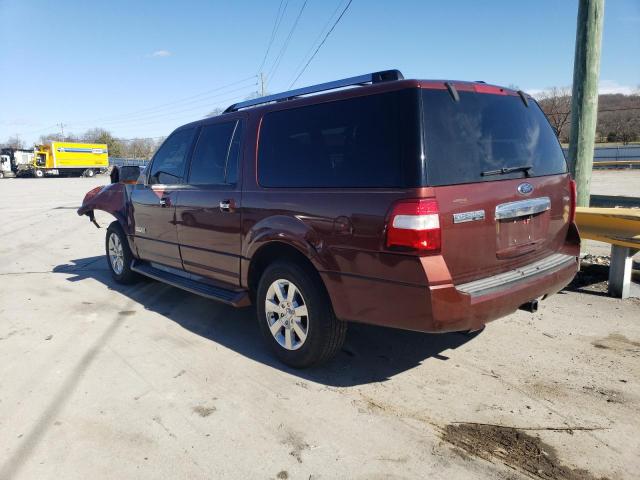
159,197 -> 168,207
219,200 -> 231,211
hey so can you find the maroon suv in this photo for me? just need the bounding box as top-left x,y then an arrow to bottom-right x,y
79,70 -> 580,368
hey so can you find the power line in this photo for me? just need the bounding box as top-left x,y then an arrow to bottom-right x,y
257,0 -> 287,74
69,76 -> 257,126
266,0 -> 308,84
287,0 -> 346,88
20,76 -> 257,137
289,0 -> 353,88
69,84 -> 257,128
105,91 -> 255,136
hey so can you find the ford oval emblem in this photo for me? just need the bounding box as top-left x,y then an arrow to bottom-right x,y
517,182 -> 534,195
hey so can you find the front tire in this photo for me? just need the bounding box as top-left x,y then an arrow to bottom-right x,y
84,169 -> 95,177
257,261 -> 347,368
34,169 -> 44,178
105,222 -> 138,284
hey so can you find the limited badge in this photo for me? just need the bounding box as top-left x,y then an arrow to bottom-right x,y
453,210 -> 485,224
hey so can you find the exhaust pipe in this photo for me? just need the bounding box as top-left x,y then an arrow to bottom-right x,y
519,299 -> 539,313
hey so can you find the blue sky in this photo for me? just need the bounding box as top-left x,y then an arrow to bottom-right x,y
1,0 -> 638,144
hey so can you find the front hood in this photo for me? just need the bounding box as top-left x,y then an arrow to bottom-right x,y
77,183 -> 132,232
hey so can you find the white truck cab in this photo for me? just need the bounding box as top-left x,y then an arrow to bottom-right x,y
0,154 -> 14,178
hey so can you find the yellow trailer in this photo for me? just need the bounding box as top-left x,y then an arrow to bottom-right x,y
28,142 -> 109,178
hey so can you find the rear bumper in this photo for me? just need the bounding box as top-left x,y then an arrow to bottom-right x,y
321,250 -> 579,333
426,253 -> 578,332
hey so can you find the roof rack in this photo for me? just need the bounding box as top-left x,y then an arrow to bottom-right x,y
224,69 -> 404,113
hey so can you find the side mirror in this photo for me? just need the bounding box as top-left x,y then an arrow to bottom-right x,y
111,165 -> 143,184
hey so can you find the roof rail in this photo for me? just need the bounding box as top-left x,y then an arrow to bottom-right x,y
224,69 -> 404,113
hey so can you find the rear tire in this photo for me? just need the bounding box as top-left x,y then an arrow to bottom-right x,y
34,169 -> 44,178
84,169 -> 95,178
256,261 -> 347,368
105,222 -> 138,284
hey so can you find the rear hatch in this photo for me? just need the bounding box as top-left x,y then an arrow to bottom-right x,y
420,83 -> 572,284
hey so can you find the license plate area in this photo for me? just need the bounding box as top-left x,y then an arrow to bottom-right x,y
495,197 -> 550,259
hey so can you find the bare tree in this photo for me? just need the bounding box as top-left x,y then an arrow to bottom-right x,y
38,132 -> 79,144
5,135 -> 25,149
124,137 -> 158,159
82,128 -> 124,157
537,87 -> 572,141
600,110 -> 640,144
206,107 -> 225,118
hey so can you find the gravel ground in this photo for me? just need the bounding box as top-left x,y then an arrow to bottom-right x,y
0,173 -> 638,480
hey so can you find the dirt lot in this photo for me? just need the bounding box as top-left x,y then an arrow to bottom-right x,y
0,172 -> 638,479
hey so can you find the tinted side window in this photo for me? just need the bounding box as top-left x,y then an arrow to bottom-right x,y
225,121 -> 243,184
258,89 -> 421,188
188,122 -> 238,185
149,129 -> 195,185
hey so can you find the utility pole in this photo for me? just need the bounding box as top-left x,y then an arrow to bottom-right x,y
567,0 -> 604,207
57,122 -> 66,141
260,72 -> 266,97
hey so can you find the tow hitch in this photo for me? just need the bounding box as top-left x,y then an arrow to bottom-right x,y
519,299 -> 539,313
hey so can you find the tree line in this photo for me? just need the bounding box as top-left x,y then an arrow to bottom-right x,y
3,89 -> 638,156
537,88 -> 640,144
2,128 -> 165,160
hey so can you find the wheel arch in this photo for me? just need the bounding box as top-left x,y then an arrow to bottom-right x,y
246,241 -> 331,306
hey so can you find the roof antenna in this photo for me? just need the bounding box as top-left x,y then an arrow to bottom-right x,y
444,82 -> 460,102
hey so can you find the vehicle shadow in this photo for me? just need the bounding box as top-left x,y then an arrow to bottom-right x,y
563,263 -> 611,297
53,256 -> 481,387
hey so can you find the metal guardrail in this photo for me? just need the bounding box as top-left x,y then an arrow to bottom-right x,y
576,206 -> 640,298
592,145 -> 640,161
592,160 -> 640,169
590,195 -> 640,208
109,157 -> 150,167
563,146 -> 640,169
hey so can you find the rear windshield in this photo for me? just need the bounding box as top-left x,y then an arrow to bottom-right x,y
258,89 -> 422,188
422,89 -> 567,186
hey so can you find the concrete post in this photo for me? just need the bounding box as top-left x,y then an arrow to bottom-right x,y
608,245 -> 638,299
567,0 -> 605,207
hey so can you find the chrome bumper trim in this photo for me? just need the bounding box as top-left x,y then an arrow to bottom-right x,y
456,253 -> 576,296
495,197 -> 551,220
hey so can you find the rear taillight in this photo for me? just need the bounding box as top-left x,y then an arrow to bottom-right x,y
386,198 -> 441,254
569,179 -> 577,224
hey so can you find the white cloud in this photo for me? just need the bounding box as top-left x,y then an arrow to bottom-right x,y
525,88 -> 547,99
151,50 -> 172,58
598,80 -> 637,95
526,80 -> 637,99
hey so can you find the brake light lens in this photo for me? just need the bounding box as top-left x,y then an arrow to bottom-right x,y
386,198 -> 441,254
569,179 -> 577,224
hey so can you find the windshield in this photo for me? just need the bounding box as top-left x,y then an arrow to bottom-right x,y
422,89 -> 567,186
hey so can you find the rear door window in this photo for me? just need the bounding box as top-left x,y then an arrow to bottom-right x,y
148,128 -> 196,185
188,121 -> 240,185
258,89 -> 422,188
422,90 -> 567,186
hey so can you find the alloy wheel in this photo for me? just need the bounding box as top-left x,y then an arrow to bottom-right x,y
108,233 -> 125,275
264,279 -> 309,351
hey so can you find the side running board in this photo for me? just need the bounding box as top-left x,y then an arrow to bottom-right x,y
131,261 -> 250,307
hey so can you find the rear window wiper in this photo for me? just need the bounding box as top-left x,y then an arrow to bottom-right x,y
481,165 -> 532,177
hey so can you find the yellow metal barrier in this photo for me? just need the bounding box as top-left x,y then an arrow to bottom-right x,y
593,160 -> 640,167
576,207 -> 640,249
575,207 -> 640,298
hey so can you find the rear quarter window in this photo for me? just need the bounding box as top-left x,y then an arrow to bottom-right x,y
422,90 -> 567,186
258,89 -> 422,188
